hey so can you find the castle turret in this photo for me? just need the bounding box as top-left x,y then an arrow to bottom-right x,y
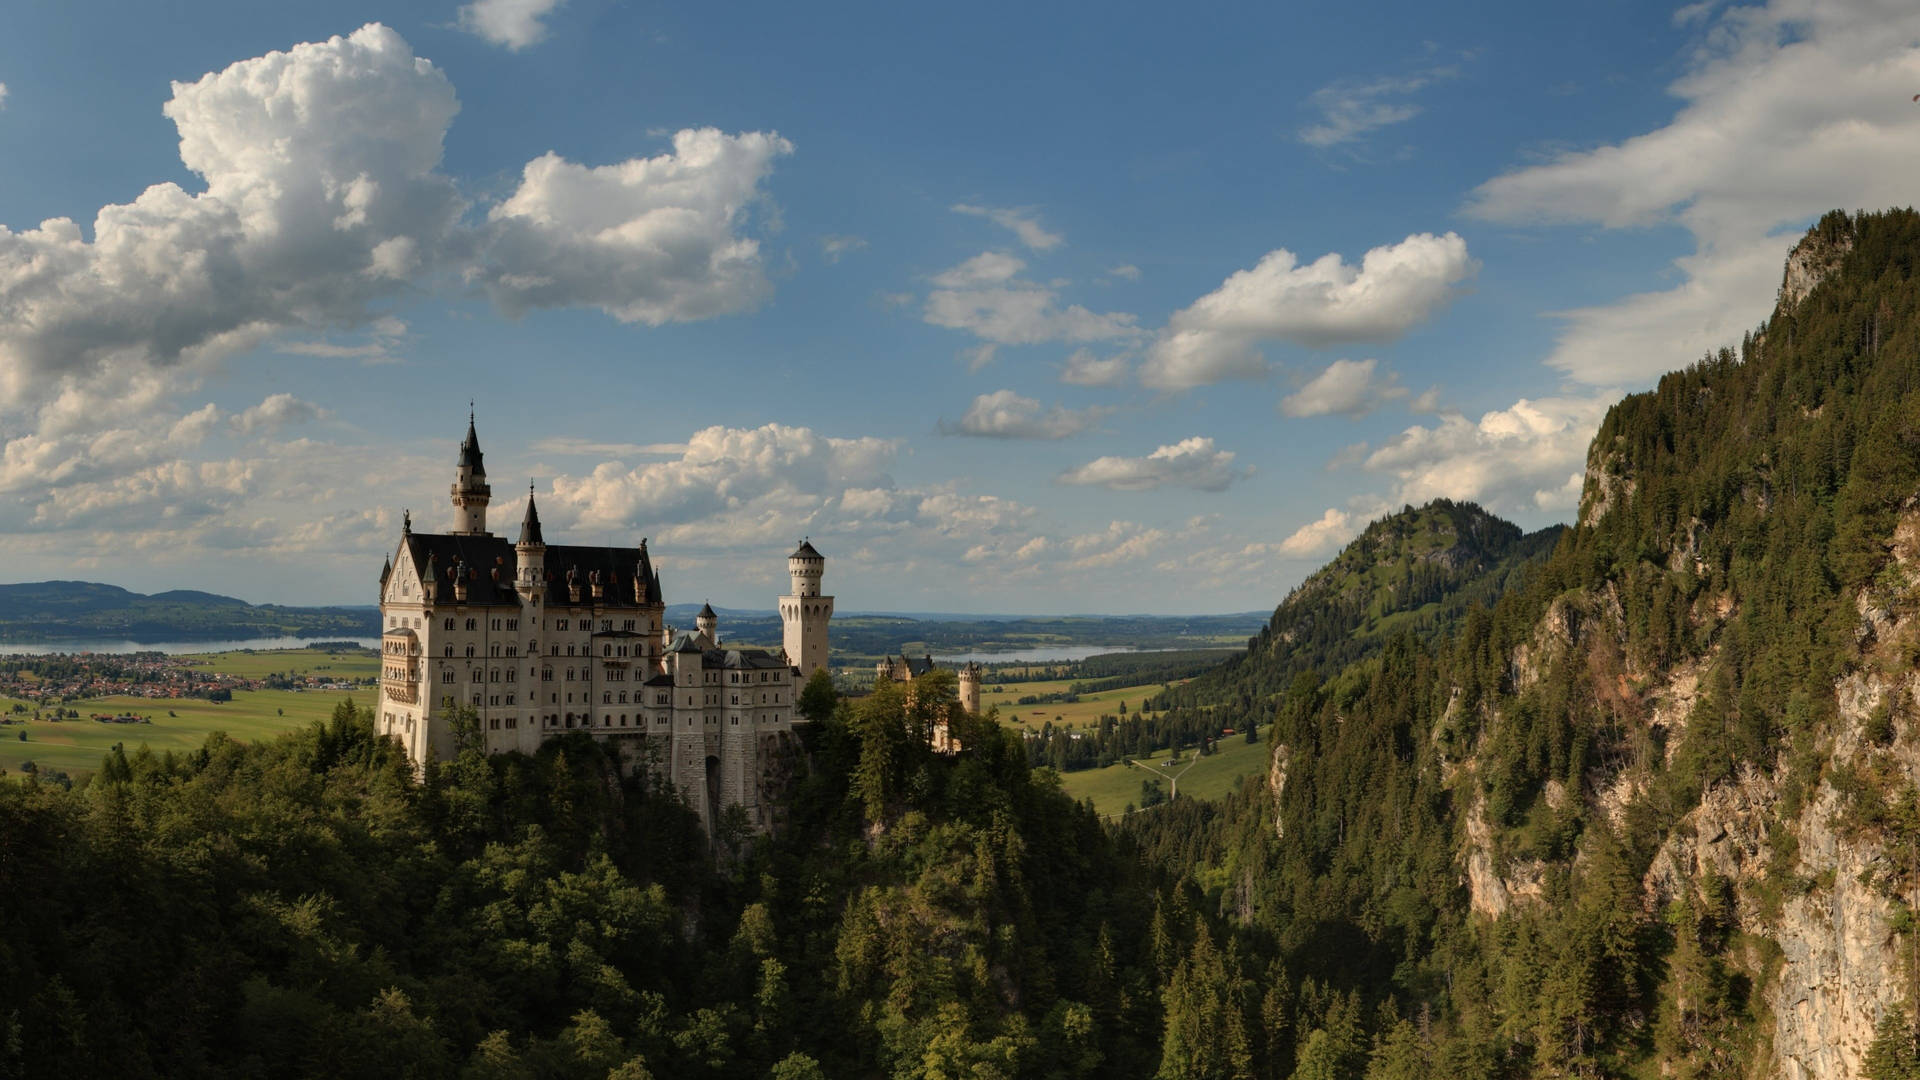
959,661 -> 982,715
780,539 -> 833,677
451,411 -> 492,535
515,487 -> 546,603
697,602 -> 718,644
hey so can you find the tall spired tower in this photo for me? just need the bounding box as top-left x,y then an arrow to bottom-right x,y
450,410 -> 491,535
780,539 -> 833,677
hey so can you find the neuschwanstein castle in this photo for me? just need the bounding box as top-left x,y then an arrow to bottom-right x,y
376,415 -> 831,833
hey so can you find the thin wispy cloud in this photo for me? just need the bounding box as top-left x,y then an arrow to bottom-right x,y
951,204 -> 1064,251
1299,65 -> 1458,149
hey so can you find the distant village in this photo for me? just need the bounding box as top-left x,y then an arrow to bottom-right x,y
0,651 -> 373,709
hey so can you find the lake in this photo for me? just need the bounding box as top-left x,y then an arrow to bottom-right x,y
0,635 -> 382,656
937,645 -> 1148,663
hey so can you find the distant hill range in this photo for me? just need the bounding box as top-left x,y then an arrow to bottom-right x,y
0,581 -> 379,644
662,603 -> 1265,659
0,581 -> 1263,654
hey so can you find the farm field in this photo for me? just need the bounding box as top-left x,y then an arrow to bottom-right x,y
175,646 -> 379,681
0,687 -> 370,778
1059,725 -> 1267,818
980,677 -> 1193,730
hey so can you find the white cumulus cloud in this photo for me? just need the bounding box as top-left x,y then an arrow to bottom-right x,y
1280,357 -> 1406,418
924,252 -> 1141,346
1141,232 -> 1475,390
1278,508 -> 1357,558
459,0 -> 566,50
548,423 -> 900,538
1058,436 -> 1241,492
1352,394 -> 1615,514
1060,348 -> 1130,387
481,128 -> 793,325
941,390 -> 1106,439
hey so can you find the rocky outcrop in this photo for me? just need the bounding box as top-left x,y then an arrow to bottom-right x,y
1772,783 -> 1901,1080
1778,225 -> 1854,310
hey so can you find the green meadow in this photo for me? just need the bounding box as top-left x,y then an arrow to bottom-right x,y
979,677 -> 1190,731
1057,724 -> 1268,819
0,648 -> 379,777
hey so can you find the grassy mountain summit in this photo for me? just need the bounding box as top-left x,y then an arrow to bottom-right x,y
1153,499 -> 1560,722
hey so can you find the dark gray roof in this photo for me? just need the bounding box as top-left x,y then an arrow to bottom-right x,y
518,493 -> 544,546
698,602 -> 716,618
709,648 -> 791,670
669,633 -> 704,654
402,532 -> 661,608
458,415 -> 485,473
791,539 -> 823,560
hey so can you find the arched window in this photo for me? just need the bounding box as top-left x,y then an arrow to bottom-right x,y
443,618 -> 455,630
466,618 -> 477,631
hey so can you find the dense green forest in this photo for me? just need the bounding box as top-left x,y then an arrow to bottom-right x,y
1148,502 -> 1561,731
20,209 -> 1920,1078
1120,209 -> 1920,1076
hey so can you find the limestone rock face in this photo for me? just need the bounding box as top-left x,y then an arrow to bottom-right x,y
1772,784 -> 1900,1080
1778,226 -> 1854,310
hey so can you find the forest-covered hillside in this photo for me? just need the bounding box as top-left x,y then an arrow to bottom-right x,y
1121,208 -> 1920,1078
1150,500 -> 1560,727
0,580 -> 378,642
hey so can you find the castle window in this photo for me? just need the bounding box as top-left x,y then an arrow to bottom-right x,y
505,716 -> 516,729
444,645 -> 454,657
566,668 -> 574,681
506,646 -> 517,658
555,618 -> 567,630
465,645 -> 475,658
603,692 -> 611,704
551,645 -> 559,655
618,691 -> 627,703
601,620 -> 611,632
471,693 -> 482,705
567,645 -> 575,657
731,717 -> 738,726
491,643 -> 501,657
603,644 -> 611,656
490,619 -> 499,631
623,620 -> 635,631
603,716 -> 611,727
507,693 -> 516,705
489,669 -> 500,683
506,669 -> 516,683
443,618 -> 455,630
507,619 -> 518,630
541,668 -> 552,682
619,715 -> 626,726
466,619 -> 477,631
730,695 -> 738,705
442,670 -> 454,684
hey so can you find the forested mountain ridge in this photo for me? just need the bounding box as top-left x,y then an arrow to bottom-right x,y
1150,500 -> 1560,725
1121,208 -> 1920,1079
0,580 -> 377,642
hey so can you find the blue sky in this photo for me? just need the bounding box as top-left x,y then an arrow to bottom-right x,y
0,0 -> 1914,613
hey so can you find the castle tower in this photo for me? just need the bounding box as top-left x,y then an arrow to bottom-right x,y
450,411 -> 492,535
780,539 -> 833,677
515,487 -> 546,600
959,661 -> 982,715
697,602 -> 718,644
